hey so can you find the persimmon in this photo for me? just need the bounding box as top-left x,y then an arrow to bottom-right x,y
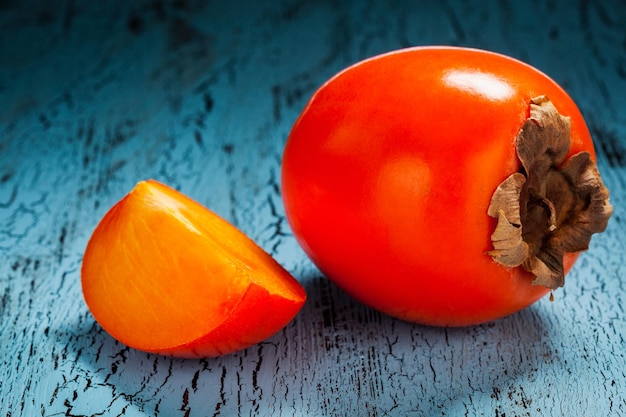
281,46 -> 612,326
81,180 -> 306,357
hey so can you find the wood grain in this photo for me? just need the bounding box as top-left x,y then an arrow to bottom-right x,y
1,1 -> 625,416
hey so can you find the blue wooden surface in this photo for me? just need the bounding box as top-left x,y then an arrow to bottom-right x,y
1,1 -> 625,416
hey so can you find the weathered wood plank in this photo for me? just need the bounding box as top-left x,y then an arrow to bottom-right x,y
1,1 -> 625,416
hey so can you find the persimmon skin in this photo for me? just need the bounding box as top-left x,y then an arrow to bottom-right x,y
81,180 -> 306,358
281,47 -> 596,326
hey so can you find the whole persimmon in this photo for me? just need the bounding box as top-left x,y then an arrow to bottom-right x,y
81,180 -> 306,357
281,46 -> 612,326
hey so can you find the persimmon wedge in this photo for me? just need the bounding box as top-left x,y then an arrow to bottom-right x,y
81,180 -> 306,358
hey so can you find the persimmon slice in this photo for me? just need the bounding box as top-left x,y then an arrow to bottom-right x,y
81,180 -> 306,358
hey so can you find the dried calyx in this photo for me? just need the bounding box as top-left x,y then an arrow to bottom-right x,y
487,96 -> 612,289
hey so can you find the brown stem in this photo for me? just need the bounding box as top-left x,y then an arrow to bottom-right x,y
487,96 -> 612,289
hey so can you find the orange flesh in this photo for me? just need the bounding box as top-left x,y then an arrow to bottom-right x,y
81,180 -> 306,356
